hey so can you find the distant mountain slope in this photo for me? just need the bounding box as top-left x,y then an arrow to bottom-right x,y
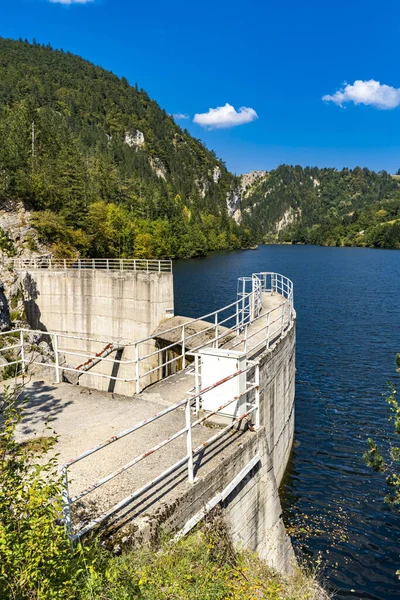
0,37 -> 252,259
242,165 -> 400,249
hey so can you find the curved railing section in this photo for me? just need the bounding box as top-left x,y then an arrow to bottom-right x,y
0,271 -> 294,394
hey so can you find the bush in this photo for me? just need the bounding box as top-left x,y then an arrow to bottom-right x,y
0,386 -> 93,599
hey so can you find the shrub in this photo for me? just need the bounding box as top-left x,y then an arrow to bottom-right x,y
0,385 -> 93,599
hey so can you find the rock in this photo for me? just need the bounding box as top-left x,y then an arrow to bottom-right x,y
125,129 -> 145,148
149,157 -> 167,181
212,166 -> 222,183
240,170 -> 267,195
226,186 -> 243,223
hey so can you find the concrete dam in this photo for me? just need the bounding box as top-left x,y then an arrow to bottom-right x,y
7,257 -> 296,573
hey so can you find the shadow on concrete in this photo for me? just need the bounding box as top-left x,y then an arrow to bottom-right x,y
22,273 -> 47,332
108,349 -> 123,394
81,426 -> 249,538
15,381 -> 74,435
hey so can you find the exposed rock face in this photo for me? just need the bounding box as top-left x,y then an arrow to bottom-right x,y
212,166 -> 222,183
274,207 -> 301,233
149,157 -> 167,181
124,129 -> 145,148
0,281 -> 11,331
0,200 -> 50,324
240,170 -> 267,195
226,186 -> 242,224
196,178 -> 208,199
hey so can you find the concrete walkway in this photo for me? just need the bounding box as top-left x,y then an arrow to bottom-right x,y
11,292 -> 288,534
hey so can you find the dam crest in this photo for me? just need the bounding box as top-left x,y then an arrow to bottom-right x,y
5,257 -> 296,573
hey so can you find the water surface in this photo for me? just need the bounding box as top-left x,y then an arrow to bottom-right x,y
174,244 -> 400,600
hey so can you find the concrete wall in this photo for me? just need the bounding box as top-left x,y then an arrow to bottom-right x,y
22,269 -> 174,395
257,321 -> 296,486
128,318 -> 296,574
132,428 -> 295,574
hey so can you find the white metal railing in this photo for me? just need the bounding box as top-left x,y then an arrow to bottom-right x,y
60,359 -> 261,542
0,269 -> 294,542
132,271 -> 293,392
0,272 -> 294,392
8,257 -> 172,273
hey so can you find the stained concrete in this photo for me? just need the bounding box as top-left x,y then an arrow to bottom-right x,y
21,269 -> 174,394
13,305 -> 296,574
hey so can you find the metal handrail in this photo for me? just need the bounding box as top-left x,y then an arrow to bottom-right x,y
0,272 -> 294,390
8,257 -> 172,273
61,360 -> 261,541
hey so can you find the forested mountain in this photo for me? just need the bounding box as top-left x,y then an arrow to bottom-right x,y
0,37 -> 252,259
241,165 -> 400,249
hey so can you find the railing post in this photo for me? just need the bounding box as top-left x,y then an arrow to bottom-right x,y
244,324 -> 248,352
19,330 -> 25,375
61,466 -> 73,544
135,343 -> 140,394
255,363 -> 260,429
280,303 -> 285,336
185,398 -> 194,483
134,259 -> 136,271
106,259 -> 109,270
215,312 -> 219,348
63,258 -> 66,270
181,325 -> 186,369
78,259 -> 81,270
194,353 -> 200,416
53,333 -> 60,383
266,311 -> 270,349
146,259 -> 149,272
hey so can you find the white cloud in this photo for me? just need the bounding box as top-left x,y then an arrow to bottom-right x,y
172,113 -> 190,120
193,103 -> 258,129
322,79 -> 400,110
48,0 -> 95,5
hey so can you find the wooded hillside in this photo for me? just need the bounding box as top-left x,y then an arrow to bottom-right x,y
0,37 -> 252,259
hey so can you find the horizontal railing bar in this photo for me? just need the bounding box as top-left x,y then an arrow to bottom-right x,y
71,403 -> 258,540
70,425 -> 188,504
0,360 -> 21,368
0,343 -> 22,352
60,349 -> 126,365
64,398 -> 189,468
28,360 -> 136,382
137,292 -> 255,345
71,452 -> 190,541
192,406 -> 256,456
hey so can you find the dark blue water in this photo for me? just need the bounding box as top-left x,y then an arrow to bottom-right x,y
173,245 -> 400,600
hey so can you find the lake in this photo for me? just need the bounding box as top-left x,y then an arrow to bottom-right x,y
173,244 -> 400,600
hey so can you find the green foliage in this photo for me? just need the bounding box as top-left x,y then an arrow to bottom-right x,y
81,516 -> 326,599
0,383 -> 327,598
243,165 -> 400,249
0,37 -> 252,259
364,377 -> 400,506
0,385 -> 93,598
0,226 -> 16,256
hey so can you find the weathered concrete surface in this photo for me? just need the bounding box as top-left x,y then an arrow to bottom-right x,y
13,308 -> 296,574
21,269 -> 174,394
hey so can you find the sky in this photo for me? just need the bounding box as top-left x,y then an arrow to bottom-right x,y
2,0 -> 400,174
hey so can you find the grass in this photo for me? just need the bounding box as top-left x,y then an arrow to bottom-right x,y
79,516 -> 330,599
18,435 -> 56,453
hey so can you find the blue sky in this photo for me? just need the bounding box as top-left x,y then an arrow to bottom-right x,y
2,0 -> 400,174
